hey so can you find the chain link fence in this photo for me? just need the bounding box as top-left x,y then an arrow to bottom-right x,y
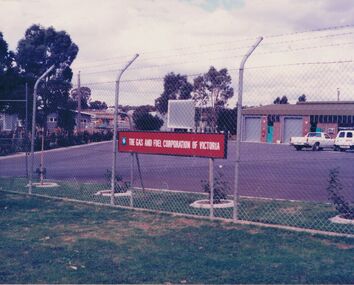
1,27 -> 354,236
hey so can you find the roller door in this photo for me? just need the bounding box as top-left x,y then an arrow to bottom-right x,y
283,118 -> 303,143
244,117 -> 261,142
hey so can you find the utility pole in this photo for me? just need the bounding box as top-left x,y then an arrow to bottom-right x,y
77,71 -> 81,133
337,88 -> 340,102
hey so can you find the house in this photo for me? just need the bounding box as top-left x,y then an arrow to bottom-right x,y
242,101 -> 354,143
0,112 -> 19,132
87,110 -> 131,131
47,110 -> 92,133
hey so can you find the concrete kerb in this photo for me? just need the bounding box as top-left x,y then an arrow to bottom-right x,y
0,140 -> 111,161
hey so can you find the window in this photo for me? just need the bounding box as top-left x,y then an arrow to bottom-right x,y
339,132 -> 345,138
347,132 -> 353,138
324,134 -> 331,139
48,117 -> 57,122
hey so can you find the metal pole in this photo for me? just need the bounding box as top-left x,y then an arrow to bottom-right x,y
77,71 -> 81,132
233,37 -> 263,221
40,127 -> 45,185
209,158 -> 214,218
130,153 -> 134,187
29,65 -> 55,194
25,83 -> 29,179
111,54 -> 139,205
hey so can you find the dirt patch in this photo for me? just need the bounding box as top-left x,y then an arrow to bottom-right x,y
219,222 -> 263,234
318,239 -> 354,250
247,228 -> 264,235
280,206 -> 302,215
56,221 -> 132,245
336,243 -> 354,250
128,217 -> 206,236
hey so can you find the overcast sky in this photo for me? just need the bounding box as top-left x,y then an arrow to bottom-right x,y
1,0 -> 354,106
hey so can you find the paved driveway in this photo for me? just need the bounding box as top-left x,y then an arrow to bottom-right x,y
1,141 -> 353,202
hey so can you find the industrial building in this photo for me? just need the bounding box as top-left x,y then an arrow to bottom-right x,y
242,101 -> 354,144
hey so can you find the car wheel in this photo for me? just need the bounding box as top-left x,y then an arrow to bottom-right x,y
312,142 -> 320,151
334,146 -> 340,151
295,146 -> 302,151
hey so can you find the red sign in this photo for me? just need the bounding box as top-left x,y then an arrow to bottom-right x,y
118,131 -> 227,159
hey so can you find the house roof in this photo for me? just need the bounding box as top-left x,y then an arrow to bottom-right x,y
242,101 -> 354,116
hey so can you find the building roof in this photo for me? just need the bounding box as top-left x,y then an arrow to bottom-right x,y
242,101 -> 354,116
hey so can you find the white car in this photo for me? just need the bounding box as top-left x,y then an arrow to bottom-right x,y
290,132 -> 334,151
334,130 -> 354,151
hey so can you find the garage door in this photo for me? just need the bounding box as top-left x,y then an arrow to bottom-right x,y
283,118 -> 303,143
244,117 -> 261,142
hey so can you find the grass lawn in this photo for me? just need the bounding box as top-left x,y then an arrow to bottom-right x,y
0,192 -> 353,284
1,177 -> 353,235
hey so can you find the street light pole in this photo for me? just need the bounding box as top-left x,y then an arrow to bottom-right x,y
111,54 -> 139,205
28,65 -> 55,194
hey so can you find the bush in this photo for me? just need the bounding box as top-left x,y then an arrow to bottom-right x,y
326,168 -> 354,219
104,169 -> 129,193
201,170 -> 229,203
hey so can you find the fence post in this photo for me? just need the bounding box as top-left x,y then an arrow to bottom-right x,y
111,54 -> 139,205
25,83 -> 29,179
29,65 -> 55,194
233,37 -> 263,221
209,158 -> 214,218
77,71 -> 82,133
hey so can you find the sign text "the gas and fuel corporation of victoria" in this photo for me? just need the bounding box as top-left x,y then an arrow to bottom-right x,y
118,131 -> 227,159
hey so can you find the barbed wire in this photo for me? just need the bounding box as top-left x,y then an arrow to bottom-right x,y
80,59 -> 354,86
79,40 -> 354,75
73,23 -> 354,69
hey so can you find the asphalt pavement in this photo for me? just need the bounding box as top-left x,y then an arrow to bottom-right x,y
1,141 -> 353,202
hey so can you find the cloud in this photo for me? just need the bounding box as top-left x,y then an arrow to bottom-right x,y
0,0 -> 353,106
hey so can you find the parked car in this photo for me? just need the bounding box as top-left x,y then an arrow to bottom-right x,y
290,132 -> 334,151
334,130 -> 354,151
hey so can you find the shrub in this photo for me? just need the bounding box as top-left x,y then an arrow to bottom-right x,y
326,168 -> 354,219
104,169 -> 129,193
201,170 -> 229,203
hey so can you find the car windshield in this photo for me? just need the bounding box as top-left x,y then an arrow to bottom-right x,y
338,132 -> 345,138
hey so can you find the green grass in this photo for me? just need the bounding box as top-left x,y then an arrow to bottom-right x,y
0,177 -> 353,234
0,192 -> 353,284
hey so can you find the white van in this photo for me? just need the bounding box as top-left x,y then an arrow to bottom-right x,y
334,130 -> 354,151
